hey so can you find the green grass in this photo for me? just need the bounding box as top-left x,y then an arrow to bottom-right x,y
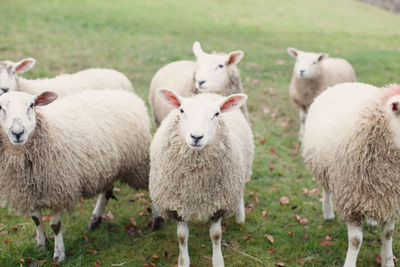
0,0 -> 400,266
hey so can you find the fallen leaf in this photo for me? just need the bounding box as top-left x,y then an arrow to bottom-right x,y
262,107 -> 271,114
280,196 -> 290,205
152,254 -> 159,259
269,148 -> 276,154
262,210 -> 267,217
318,225 -> 323,229
299,218 -> 308,225
11,226 -> 18,231
19,259 -> 25,263
113,187 -> 121,192
264,234 -> 274,244
94,262 -> 100,267
320,240 -> 331,246
87,249 -> 98,254
134,193 -> 145,199
139,210 -> 149,216
42,215 -> 51,221
267,249 -> 275,254
269,165 -> 275,171
130,217 -> 137,226
298,259 -> 305,265
304,234 -> 309,239
275,262 -> 286,267
103,211 -> 114,220
0,230 -> 8,235
325,234 -> 333,241
288,232 -> 294,236
293,142 -> 300,150
295,214 -> 301,222
259,138 -> 266,145
83,234 -> 89,242
376,254 -> 381,265
254,194 -> 259,203
201,244 -> 205,248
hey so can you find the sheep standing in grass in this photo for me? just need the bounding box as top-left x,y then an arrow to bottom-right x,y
0,89 -> 152,262
287,47 -> 356,141
149,41 -> 248,127
302,82 -> 400,267
149,89 -> 254,267
0,58 -> 134,96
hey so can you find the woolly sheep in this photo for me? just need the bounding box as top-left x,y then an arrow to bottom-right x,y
0,58 -> 134,96
149,89 -> 254,267
149,41 -> 248,127
302,82 -> 400,267
287,47 -> 356,141
0,89 -> 152,262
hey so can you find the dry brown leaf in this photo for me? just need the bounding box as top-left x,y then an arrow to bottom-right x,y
299,218 -> 308,225
325,234 -> 333,241
42,215 -> 51,221
269,165 -> 276,171
298,259 -> 305,265
293,142 -> 299,150
320,240 -> 331,246
259,137 -> 266,145
376,254 -> 381,265
113,187 -> 121,192
152,254 -> 159,259
83,234 -> 89,242
130,217 -> 137,226
264,234 -> 274,244
134,193 -> 145,199
267,248 -> 275,254
103,211 -> 114,220
275,262 -> 286,267
269,148 -> 276,154
280,196 -> 290,205
0,230 -> 8,235
262,210 -> 267,217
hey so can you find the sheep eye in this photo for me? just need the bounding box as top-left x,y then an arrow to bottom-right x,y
180,108 -> 184,114
30,103 -> 35,108
214,111 -> 220,117
218,64 -> 224,68
312,61 -> 317,65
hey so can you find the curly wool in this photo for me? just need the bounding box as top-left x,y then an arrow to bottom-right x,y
149,94 -> 253,222
149,59 -> 247,127
289,57 -> 356,111
303,83 -> 400,223
0,90 -> 151,215
18,68 -> 134,97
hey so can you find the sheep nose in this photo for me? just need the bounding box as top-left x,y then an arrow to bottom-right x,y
12,129 -> 24,140
198,80 -> 206,86
0,88 -> 9,93
190,134 -> 204,144
300,70 -> 305,76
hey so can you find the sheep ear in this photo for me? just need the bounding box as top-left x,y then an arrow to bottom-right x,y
219,94 -> 247,113
287,47 -> 299,58
14,58 -> 36,73
227,51 -> 244,65
389,98 -> 400,116
158,88 -> 183,108
193,41 -> 206,58
318,53 -> 328,62
35,91 -> 58,106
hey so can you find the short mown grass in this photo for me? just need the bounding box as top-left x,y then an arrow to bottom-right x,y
0,0 -> 400,266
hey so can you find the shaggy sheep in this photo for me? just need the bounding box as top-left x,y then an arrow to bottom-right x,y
0,90 -> 152,262
149,41 -> 248,127
0,58 -> 134,96
287,47 -> 356,141
149,89 -> 254,267
302,82 -> 400,267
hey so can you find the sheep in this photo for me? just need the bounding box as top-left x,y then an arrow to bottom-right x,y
287,47 -> 356,141
0,89 -> 152,263
149,89 -> 254,267
149,41 -> 248,127
0,57 -> 134,96
302,82 -> 400,267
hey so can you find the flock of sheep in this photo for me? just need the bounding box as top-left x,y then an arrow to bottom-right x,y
0,41 -> 397,267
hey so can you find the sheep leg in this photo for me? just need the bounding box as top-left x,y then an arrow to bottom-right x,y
150,207 -> 164,231
177,221 -> 190,267
298,108 -> 306,142
381,221 -> 395,267
210,218 -> 224,267
31,210 -> 48,250
235,196 -> 245,224
322,188 -> 334,220
51,212 -> 65,263
343,222 -> 363,267
366,217 -> 378,227
87,191 -> 112,230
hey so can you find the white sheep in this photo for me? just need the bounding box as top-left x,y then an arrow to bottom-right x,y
0,58 -> 134,96
149,41 -> 248,127
0,89 -> 152,262
149,89 -> 254,267
302,82 -> 400,267
287,47 -> 356,141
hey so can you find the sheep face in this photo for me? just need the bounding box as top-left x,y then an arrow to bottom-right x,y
192,41 -> 243,93
0,58 -> 36,95
0,91 -> 57,146
287,47 -> 327,79
158,88 -> 247,150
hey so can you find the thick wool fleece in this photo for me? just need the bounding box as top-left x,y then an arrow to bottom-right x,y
289,57 -> 356,112
149,94 -> 254,222
303,83 -> 400,223
149,58 -> 247,127
18,68 -> 133,97
0,90 -> 151,215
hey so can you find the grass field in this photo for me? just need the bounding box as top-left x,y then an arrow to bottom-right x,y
0,0 -> 400,266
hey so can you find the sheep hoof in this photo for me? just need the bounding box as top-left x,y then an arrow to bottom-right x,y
52,255 -> 65,263
151,216 -> 164,231
324,216 -> 335,221
87,215 -> 102,230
